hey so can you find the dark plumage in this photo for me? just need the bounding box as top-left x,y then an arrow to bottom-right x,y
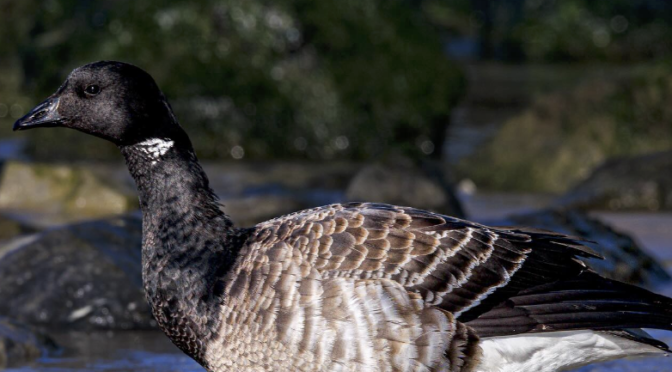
13,61 -> 672,372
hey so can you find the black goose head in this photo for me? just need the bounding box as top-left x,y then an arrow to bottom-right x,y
14,61 -> 181,146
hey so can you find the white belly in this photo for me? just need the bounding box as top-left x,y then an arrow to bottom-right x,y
475,330 -> 667,372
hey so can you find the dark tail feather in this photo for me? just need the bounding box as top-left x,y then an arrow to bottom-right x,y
466,271 -> 672,345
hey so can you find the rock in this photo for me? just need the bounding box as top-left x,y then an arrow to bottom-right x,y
483,209 -> 671,288
455,67 -> 672,192
0,214 -> 155,330
557,151 -> 672,211
0,317 -> 57,368
0,161 -> 138,225
204,162 -> 359,226
224,193 -> 311,228
346,161 -> 465,218
0,160 -> 358,228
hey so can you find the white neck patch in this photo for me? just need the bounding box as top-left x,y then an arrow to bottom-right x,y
136,138 -> 174,164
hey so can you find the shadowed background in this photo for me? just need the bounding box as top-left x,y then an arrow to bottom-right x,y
0,0 -> 671,371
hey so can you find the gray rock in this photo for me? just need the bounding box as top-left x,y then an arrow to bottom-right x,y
346,161 -> 465,218
204,162 -> 358,226
0,161 -> 138,226
0,317 -> 57,368
484,209 -> 671,288
224,193 -> 311,228
558,151 -> 672,211
0,214 -> 155,330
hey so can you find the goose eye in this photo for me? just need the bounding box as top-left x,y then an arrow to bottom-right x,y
85,85 -> 101,95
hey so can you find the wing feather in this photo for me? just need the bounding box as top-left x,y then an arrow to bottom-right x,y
253,202 -> 600,321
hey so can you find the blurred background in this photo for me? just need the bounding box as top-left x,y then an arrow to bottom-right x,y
0,0 -> 671,371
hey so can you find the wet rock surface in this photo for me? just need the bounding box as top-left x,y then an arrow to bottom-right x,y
558,151 -> 672,211
0,161 -> 138,226
483,208 -> 671,288
0,317 -> 57,368
0,214 -> 154,330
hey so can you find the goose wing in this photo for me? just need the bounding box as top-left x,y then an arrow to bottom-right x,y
250,202 -> 601,319
219,202 -> 671,371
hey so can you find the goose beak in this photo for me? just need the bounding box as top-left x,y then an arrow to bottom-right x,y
13,97 -> 64,131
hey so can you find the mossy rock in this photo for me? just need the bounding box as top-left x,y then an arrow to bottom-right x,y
456,64 -> 672,193
0,161 -> 138,224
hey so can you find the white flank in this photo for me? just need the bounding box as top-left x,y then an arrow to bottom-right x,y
475,330 -> 666,372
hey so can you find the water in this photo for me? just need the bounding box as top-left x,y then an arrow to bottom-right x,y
4,332 -> 202,372
0,139 -> 25,161
591,212 -> 672,266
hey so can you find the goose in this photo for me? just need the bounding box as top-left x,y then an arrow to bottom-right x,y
13,61 -> 672,372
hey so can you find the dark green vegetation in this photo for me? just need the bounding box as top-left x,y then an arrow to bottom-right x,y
427,0 -> 672,62
3,0 -> 672,188
1,0 -> 464,161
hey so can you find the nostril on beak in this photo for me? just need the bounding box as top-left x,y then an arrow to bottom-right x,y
32,108 -> 48,120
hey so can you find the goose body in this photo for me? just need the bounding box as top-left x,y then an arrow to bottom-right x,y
13,61 -> 672,372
